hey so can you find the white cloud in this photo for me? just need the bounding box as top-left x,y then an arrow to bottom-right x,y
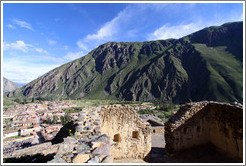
76,41 -> 88,51
48,39 -> 57,45
3,41 -> 29,52
35,48 -> 48,54
86,19 -> 118,41
12,19 -> 34,31
75,6 -> 130,55
7,24 -> 16,29
3,59 -> 60,84
3,40 -> 48,54
148,23 -> 202,40
64,51 -> 84,61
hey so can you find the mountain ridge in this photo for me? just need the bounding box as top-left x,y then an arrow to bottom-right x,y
3,77 -> 21,93
8,21 -> 243,104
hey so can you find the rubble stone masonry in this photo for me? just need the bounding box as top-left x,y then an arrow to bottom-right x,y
165,101 -> 243,162
101,105 -> 152,159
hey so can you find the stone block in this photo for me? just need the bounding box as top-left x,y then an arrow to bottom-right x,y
101,155 -> 114,163
93,126 -> 101,134
93,134 -> 110,144
75,144 -> 90,152
92,143 -> 110,156
87,156 -> 99,163
91,141 -> 105,149
57,143 -> 75,155
83,126 -> 93,130
76,126 -> 83,132
64,136 -> 77,144
72,153 -> 90,163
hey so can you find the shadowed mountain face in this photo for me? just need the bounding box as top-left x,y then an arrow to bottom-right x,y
8,22 -> 243,104
3,77 -> 21,93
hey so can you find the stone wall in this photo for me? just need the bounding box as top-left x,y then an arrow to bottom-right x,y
165,101 -> 243,162
75,107 -> 101,139
4,105 -> 152,163
101,105 -> 152,159
152,126 -> 165,134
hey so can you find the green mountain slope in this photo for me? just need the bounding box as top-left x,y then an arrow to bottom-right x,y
8,21 -> 243,104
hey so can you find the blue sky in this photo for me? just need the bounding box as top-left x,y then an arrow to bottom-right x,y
2,2 -> 243,85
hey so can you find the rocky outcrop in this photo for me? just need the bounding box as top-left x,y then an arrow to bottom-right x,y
165,101 -> 243,162
101,105 -> 152,159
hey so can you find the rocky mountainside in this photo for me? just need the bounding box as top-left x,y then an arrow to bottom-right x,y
3,77 -> 21,93
8,21 -> 243,104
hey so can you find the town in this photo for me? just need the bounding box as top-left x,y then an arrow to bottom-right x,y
2,100 -> 157,157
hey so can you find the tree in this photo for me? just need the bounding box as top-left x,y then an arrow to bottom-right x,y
53,115 -> 58,124
61,113 -> 71,125
64,113 -> 71,124
60,116 -> 64,125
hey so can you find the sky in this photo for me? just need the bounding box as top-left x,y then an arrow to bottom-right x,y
2,2 -> 244,85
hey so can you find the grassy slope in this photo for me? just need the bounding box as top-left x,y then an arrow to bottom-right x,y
193,44 -> 243,102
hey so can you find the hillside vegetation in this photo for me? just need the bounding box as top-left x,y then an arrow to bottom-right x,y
8,21 -> 243,104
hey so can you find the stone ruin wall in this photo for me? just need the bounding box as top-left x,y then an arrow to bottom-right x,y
152,126 -> 165,134
208,103 -> 243,161
4,105 -> 152,163
100,105 -> 152,159
165,101 -> 243,161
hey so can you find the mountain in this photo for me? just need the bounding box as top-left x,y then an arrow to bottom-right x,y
3,77 -> 21,93
8,21 -> 243,104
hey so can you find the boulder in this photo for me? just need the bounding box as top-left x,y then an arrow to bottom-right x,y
57,143 -> 75,155
92,143 -> 110,156
87,156 -> 99,163
92,134 -> 110,144
102,155 -> 114,163
72,154 -> 90,163
75,144 -> 90,152
91,141 -> 105,148
63,136 -> 77,144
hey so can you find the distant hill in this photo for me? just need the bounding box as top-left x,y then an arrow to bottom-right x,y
8,21 -> 243,104
3,77 -> 21,93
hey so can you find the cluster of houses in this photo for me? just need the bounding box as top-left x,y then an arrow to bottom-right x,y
3,101 -> 77,155
3,101 -> 75,131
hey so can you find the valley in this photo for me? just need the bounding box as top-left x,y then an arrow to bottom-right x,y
2,21 -> 243,163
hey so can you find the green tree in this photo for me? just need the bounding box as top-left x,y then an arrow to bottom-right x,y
61,113 -> 71,125
60,116 -> 64,125
64,113 -> 70,124
53,115 -> 58,124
